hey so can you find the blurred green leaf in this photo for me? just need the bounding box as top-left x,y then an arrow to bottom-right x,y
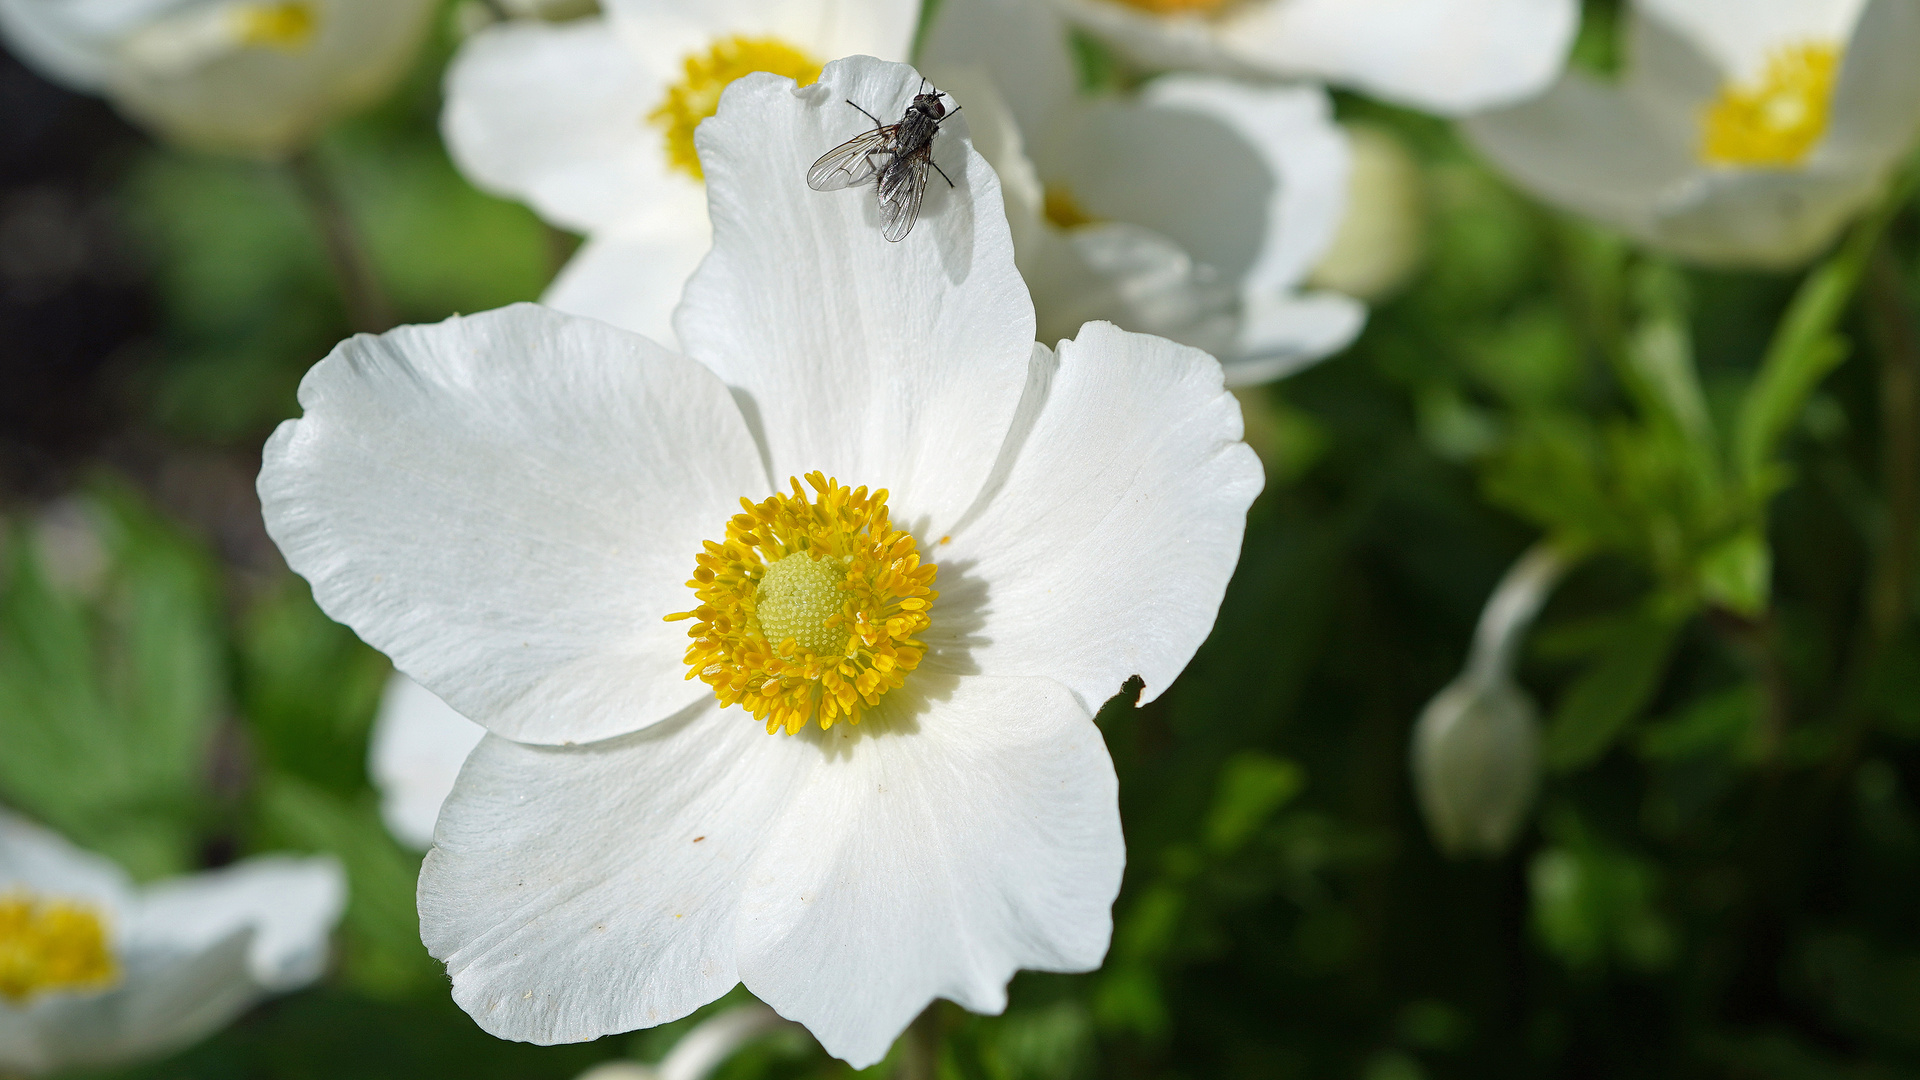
237,575 -> 389,795
1544,604 -> 1684,771
1202,753 -> 1304,856
1530,816 -> 1674,973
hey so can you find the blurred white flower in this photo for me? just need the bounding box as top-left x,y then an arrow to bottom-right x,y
575,1003 -> 799,1080
923,0 -> 1363,386
368,674 -> 484,851
0,811 -> 345,1075
1047,0 -> 1578,117
1411,545 -> 1565,858
0,0 -> 438,158
260,57 -> 1260,1068
440,0 -> 918,347
1304,124 -> 1425,303
1465,0 -> 1920,267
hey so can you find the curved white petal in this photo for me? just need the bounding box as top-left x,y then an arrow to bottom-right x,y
418,701 -> 797,1044
736,674 -> 1121,1069
0,810 -> 133,914
931,322 -> 1263,713
128,855 -> 346,991
604,0 -> 920,62
1227,290 -> 1367,386
0,930 -> 258,1076
920,0 -> 1079,141
675,56 -> 1035,534
443,17 -> 699,235
1822,0 -> 1920,170
0,0 -> 131,89
543,221 -> 713,350
1651,166 -> 1881,266
258,304 -> 768,745
369,674 -> 485,851
1637,0 -> 1868,78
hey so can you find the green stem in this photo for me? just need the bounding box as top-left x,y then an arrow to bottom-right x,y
898,1003 -> 942,1080
286,148 -> 393,334
1867,247 -> 1920,645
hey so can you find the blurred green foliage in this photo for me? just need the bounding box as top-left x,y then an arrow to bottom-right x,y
4,0 -> 1920,1078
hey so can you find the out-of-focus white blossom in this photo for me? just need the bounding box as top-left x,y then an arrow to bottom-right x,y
1411,545 -> 1566,858
368,674 -> 484,851
0,811 -> 345,1075
924,0 -> 1363,385
1048,0 -> 1578,117
439,0 -> 918,347
0,0 -> 438,158
1305,125 -> 1425,302
1466,0 -> 1920,267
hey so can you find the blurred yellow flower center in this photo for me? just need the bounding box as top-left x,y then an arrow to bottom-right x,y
1106,0 -> 1242,14
233,2 -> 318,51
1700,41 -> 1841,167
0,893 -> 117,1004
667,473 -> 938,735
649,36 -> 823,181
1044,184 -> 1103,229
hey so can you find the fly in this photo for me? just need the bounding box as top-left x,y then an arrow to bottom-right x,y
807,84 -> 957,242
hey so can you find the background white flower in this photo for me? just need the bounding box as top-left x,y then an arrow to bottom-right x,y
0,0 -> 438,158
1047,0 -> 1579,117
1464,0 -> 1920,267
923,0 -> 1363,386
367,673 -> 484,851
440,0 -> 918,347
0,810 -> 346,1075
260,56 -> 1262,1068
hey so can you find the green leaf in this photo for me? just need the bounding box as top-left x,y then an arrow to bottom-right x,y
1202,752 -> 1304,856
1696,528 -> 1772,615
1544,606 -> 1686,771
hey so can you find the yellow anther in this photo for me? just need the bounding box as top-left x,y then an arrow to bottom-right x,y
0,893 -> 117,1004
233,2 -> 318,50
1700,41 -> 1841,167
1105,0 -> 1243,13
668,474 -> 938,734
649,36 -> 823,181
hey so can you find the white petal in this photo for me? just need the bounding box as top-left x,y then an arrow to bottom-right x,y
128,855 -> 346,990
258,304 -> 768,745
1462,72 -> 1693,234
1636,0 -> 1868,78
736,675 -> 1121,1069
920,0 -> 1079,141
443,17 -> 701,235
675,56 -> 1035,534
0,810 -> 133,915
1822,0 -> 1920,170
605,0 -> 919,61
0,0 -> 128,89
931,323 -> 1263,713
0,930 -> 258,1075
369,674 -> 486,851
1651,166 -> 1881,266
1217,0 -> 1579,115
1227,290 -> 1367,386
543,221 -> 713,350
418,701 -> 797,1043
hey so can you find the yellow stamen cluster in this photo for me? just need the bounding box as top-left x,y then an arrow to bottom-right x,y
667,473 -> 938,735
1043,184 -> 1103,230
1701,41 -> 1841,167
0,893 -> 117,1004
649,36 -> 823,181
233,2 -> 318,51
1106,0 -> 1243,15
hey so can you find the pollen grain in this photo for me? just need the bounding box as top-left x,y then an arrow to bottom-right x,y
667,473 -> 937,735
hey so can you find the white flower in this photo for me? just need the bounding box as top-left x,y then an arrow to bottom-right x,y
1464,0 -> 1920,267
0,811 -> 346,1075
368,674 -> 484,851
1046,0 -> 1579,117
259,56 -> 1262,1067
1410,545 -> 1564,858
0,0 -> 438,158
922,0 -> 1363,386
440,0 -> 919,348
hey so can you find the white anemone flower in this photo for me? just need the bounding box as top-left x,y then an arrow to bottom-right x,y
1046,0 -> 1578,117
1464,0 -> 1920,267
0,0 -> 438,158
922,0 -> 1363,386
440,0 -> 918,348
260,56 -> 1261,1067
0,811 -> 346,1075
368,674 -> 484,851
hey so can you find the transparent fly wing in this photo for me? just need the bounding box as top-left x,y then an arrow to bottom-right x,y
807,128 -> 893,191
878,153 -> 930,243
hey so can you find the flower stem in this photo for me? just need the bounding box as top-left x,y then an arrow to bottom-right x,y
1867,246 -> 1919,645
286,148 -> 393,334
898,1003 -> 942,1080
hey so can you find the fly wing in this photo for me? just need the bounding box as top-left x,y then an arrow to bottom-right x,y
807,128 -> 892,191
877,151 -> 930,242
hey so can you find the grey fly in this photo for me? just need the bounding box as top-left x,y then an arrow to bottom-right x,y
807,85 -> 956,242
